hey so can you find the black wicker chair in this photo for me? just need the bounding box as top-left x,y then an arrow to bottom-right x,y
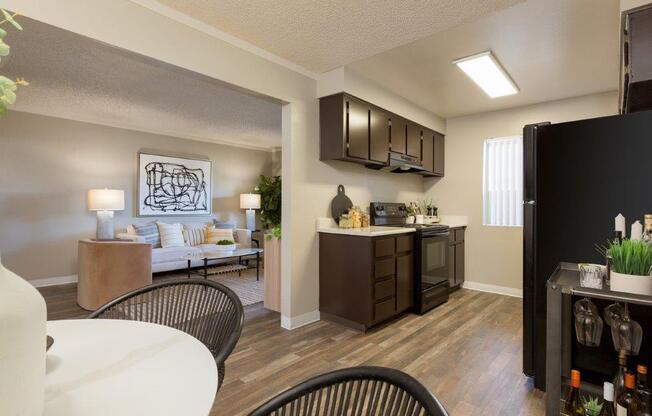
88,278 -> 244,392
248,366 -> 449,416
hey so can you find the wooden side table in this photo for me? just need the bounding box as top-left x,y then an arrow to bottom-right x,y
77,239 -> 152,311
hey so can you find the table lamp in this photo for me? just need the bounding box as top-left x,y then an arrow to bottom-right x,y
88,188 -> 125,240
240,193 -> 261,231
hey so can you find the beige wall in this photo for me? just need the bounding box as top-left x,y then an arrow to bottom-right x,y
424,91 -> 619,291
0,111 -> 273,281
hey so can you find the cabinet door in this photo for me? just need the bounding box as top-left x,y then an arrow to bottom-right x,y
390,117 -> 407,154
396,253 -> 413,311
406,122 -> 421,158
346,97 -> 369,160
369,107 -> 390,163
448,245 -> 455,287
421,130 -> 434,173
455,243 -> 465,286
433,132 -> 445,176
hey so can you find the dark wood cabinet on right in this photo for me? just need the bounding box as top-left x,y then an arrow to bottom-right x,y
448,227 -> 465,289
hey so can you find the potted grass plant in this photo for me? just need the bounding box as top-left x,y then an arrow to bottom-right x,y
601,239 -> 652,295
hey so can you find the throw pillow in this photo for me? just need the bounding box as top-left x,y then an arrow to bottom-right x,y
205,226 -> 234,244
132,222 -> 161,248
212,220 -> 239,243
183,227 -> 205,246
156,222 -> 185,248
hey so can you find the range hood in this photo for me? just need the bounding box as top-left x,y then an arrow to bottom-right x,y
367,151 -> 425,174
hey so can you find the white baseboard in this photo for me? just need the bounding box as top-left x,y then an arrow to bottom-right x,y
29,274 -> 78,288
462,280 -> 522,298
281,310 -> 320,330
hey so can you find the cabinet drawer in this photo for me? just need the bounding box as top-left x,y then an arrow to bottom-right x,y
375,278 -> 395,301
374,297 -> 395,322
374,258 -> 395,279
396,235 -> 413,253
375,238 -> 395,258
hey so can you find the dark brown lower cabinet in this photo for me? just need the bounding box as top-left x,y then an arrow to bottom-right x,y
448,227 -> 465,290
319,232 -> 414,331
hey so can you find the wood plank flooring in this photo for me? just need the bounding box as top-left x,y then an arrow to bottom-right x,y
39,282 -> 545,415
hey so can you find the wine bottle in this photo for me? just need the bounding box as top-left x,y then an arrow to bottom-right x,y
565,369 -> 586,415
601,382 -> 616,416
632,388 -> 652,415
615,350 -> 629,400
617,373 -> 636,415
638,365 -> 648,391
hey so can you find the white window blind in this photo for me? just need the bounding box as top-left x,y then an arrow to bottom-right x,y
483,136 -> 523,227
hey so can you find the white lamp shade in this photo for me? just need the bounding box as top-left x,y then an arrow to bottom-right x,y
88,189 -> 125,211
240,193 -> 261,210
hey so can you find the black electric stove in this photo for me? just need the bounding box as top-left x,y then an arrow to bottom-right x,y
370,202 -> 450,314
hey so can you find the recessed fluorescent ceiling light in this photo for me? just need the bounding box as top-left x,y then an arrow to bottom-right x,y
453,51 -> 518,98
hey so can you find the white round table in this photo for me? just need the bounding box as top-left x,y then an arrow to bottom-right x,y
45,319 -> 218,415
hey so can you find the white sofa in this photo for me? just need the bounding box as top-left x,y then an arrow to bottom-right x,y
117,221 -> 252,273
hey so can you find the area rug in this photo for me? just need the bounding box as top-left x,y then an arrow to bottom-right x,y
164,268 -> 264,306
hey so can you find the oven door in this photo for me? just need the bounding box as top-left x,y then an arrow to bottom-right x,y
421,233 -> 450,289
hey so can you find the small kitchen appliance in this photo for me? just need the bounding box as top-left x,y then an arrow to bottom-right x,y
370,202 -> 450,313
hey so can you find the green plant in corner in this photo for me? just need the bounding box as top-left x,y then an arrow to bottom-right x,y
0,8 -> 28,116
581,395 -> 602,416
264,226 -> 281,241
255,175 -> 281,229
598,239 -> 652,276
216,239 -> 235,245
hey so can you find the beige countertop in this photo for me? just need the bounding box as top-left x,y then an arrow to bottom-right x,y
316,218 -> 415,237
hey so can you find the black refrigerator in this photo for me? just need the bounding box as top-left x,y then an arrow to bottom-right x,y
523,109 -> 652,391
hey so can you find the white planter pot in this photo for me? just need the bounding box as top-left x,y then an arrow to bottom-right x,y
0,256 -> 47,416
406,216 -> 415,224
610,271 -> 652,295
214,243 -> 236,251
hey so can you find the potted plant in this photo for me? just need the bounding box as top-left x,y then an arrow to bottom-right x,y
406,203 -> 416,224
215,239 -> 236,251
601,239 -> 652,295
582,396 -> 602,416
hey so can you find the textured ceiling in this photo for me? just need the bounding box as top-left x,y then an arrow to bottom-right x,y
153,0 -> 524,73
347,0 -> 620,117
0,18 -> 282,150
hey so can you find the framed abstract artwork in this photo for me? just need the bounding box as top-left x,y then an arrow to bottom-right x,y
137,152 -> 212,216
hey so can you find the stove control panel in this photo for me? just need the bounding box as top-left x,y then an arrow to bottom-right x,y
370,202 -> 407,225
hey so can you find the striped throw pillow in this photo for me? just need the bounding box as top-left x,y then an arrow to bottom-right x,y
183,227 -> 205,246
205,226 -> 234,244
133,222 -> 161,248
156,222 -> 185,248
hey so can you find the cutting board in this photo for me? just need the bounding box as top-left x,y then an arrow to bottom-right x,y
331,185 -> 353,224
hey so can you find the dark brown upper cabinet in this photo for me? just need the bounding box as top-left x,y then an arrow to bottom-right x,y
369,107 -> 390,163
319,92 -> 445,176
390,116 -> 407,154
421,129 -> 434,173
433,131 -> 445,176
406,122 -> 421,158
346,97 -> 369,160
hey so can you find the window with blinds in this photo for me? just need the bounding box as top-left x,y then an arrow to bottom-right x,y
482,136 -> 524,227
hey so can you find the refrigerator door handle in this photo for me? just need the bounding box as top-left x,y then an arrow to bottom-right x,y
523,200 -> 536,205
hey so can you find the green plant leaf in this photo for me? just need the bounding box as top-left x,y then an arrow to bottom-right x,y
0,100 -> 6,116
1,9 -> 22,31
0,27 -> 7,38
0,38 -> 9,56
1,87 -> 16,105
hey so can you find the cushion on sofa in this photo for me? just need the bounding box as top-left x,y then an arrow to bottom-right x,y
212,220 -> 239,242
133,222 -> 161,248
157,222 -> 185,248
151,246 -> 199,264
205,227 -> 234,244
183,227 -> 205,246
